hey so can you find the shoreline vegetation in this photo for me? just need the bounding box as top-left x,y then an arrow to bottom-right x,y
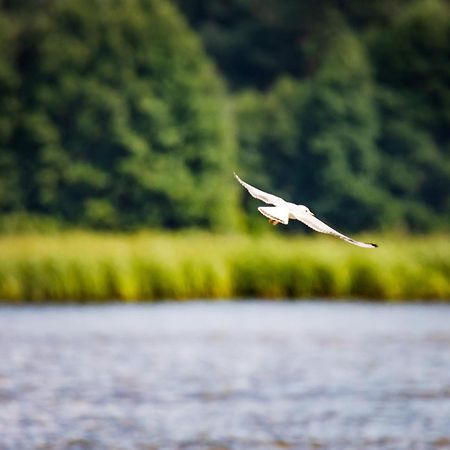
0,232 -> 449,303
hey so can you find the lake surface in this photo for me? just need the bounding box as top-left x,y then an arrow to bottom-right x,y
1,301 -> 450,450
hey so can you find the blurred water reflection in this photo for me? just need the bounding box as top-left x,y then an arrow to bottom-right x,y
1,301 -> 450,450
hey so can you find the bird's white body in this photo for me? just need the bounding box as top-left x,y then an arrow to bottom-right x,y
234,173 -> 377,249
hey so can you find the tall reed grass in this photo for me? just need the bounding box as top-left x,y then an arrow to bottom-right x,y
0,232 -> 448,302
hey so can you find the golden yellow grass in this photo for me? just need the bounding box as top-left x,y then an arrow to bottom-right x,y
0,232 -> 448,302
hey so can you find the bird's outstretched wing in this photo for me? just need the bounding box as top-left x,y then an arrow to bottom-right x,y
234,173 -> 285,206
294,211 -> 377,249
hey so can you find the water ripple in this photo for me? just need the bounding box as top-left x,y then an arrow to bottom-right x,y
0,301 -> 450,449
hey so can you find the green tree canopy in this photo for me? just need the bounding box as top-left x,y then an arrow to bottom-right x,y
1,0 -> 448,233
0,0 -> 238,229
297,30 -> 390,230
236,29 -> 393,231
174,0 -> 414,90
370,0 -> 450,229
0,10 -> 21,212
233,1 -> 449,232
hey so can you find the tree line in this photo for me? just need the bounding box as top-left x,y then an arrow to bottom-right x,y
0,0 -> 448,231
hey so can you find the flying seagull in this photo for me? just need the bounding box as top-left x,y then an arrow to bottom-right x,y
234,173 -> 377,248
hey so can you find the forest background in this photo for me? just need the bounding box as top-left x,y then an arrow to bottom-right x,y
0,0 -> 448,233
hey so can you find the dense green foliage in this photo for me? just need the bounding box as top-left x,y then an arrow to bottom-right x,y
236,32 -> 388,230
0,0 -> 448,232
1,233 -> 449,302
174,0 -> 415,89
227,0 -> 450,231
0,0 -> 238,230
371,0 -> 450,230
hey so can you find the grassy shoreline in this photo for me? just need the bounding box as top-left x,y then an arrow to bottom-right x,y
0,232 -> 449,302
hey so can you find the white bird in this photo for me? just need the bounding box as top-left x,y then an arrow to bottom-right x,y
234,173 -> 377,248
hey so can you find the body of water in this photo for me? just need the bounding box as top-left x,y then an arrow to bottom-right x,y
1,301 -> 450,449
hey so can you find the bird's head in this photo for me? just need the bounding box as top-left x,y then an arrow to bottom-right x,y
297,205 -> 314,216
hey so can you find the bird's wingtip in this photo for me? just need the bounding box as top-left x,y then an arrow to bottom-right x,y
370,243 -> 378,248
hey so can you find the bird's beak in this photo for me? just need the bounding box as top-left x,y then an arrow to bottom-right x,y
310,211 -> 315,216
